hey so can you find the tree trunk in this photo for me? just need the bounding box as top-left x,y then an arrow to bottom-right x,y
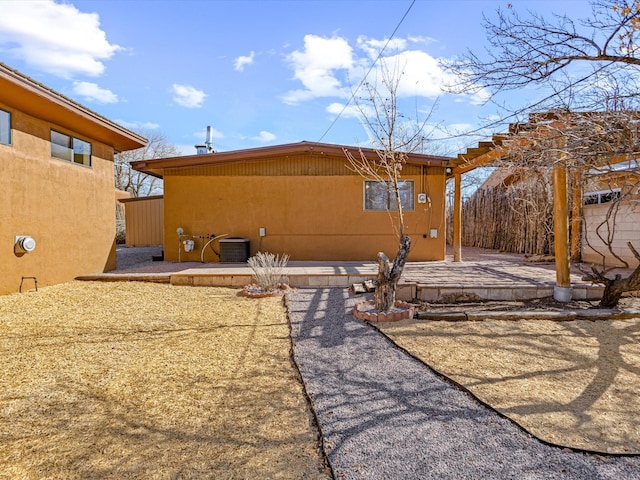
375,235 -> 411,311
584,242 -> 640,308
599,266 -> 640,308
599,277 -> 626,308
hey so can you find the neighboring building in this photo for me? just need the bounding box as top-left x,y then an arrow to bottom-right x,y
0,63 -> 147,295
132,142 -> 451,262
581,164 -> 640,267
119,195 -> 164,247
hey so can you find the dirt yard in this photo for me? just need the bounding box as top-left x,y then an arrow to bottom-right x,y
0,282 -> 329,479
377,315 -> 640,454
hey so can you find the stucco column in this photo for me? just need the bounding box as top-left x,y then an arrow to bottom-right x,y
453,172 -> 462,262
570,169 -> 583,262
552,161 -> 572,302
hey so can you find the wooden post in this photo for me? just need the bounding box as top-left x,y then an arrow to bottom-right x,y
570,169 -> 583,262
453,172 -> 462,262
552,161 -> 572,302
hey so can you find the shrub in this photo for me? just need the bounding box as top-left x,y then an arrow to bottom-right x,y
247,251 -> 290,292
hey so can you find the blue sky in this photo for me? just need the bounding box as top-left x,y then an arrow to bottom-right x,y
0,0 -> 595,156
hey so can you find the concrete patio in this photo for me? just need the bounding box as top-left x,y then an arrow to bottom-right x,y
75,246 -> 615,302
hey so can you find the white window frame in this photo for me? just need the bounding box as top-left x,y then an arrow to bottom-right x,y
583,189 -> 621,205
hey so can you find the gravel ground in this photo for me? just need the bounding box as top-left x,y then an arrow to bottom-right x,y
287,288 -> 640,480
115,245 -> 163,270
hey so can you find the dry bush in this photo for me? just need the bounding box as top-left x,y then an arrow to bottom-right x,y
248,251 -> 290,292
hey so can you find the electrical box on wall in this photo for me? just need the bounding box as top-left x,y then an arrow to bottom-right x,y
430,229 -> 438,239
417,193 -> 427,204
259,227 -> 266,237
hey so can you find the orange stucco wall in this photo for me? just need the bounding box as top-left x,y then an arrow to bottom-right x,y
163,159 -> 446,262
0,104 -> 117,295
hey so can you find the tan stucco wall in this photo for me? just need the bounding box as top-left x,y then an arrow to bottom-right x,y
163,166 -> 446,262
0,105 -> 117,295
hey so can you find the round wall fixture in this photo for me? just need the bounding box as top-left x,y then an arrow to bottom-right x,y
15,236 -> 36,254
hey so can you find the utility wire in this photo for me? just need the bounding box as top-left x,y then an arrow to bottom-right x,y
317,0 -> 417,143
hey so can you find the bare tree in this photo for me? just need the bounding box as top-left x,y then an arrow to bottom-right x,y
114,130 -> 180,197
447,1 -> 640,306
450,0 -> 640,111
344,61 -> 435,311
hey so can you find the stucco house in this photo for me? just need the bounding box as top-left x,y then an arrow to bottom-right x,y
0,63 -> 147,295
132,142 -> 452,263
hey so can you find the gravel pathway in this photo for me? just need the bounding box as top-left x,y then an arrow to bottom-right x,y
287,288 -> 640,480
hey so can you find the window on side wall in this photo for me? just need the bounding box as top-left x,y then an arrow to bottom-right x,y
583,189 -> 621,205
0,109 -> 10,145
364,180 -> 414,211
51,130 -> 91,166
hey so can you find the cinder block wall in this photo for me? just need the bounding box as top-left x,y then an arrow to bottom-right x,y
582,201 -> 640,267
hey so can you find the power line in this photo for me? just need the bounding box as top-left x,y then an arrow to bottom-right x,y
317,0 -> 417,143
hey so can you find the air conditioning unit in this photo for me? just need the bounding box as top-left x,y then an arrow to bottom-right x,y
219,238 -> 250,263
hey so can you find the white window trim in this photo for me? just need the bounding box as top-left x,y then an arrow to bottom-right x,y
583,188 -> 621,205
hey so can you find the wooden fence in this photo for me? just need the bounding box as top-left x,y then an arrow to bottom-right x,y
447,183 -> 554,255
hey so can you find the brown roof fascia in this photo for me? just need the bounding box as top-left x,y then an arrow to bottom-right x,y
0,63 -> 147,153
132,141 -> 453,179
119,194 -> 164,203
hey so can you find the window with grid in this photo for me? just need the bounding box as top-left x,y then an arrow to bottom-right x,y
364,180 -> 414,211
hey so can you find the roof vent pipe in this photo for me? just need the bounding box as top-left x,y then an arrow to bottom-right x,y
205,126 -> 214,153
195,126 -> 215,155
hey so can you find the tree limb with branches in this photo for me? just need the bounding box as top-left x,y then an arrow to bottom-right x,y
114,129 -> 180,197
344,61 -> 435,311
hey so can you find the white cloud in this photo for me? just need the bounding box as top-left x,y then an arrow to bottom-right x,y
468,88 -> 492,106
252,130 -> 276,142
326,102 -> 363,119
283,33 -> 487,109
72,81 -> 118,103
357,36 -> 408,59
362,50 -> 454,99
407,35 -> 436,46
0,0 -> 121,78
234,51 -> 255,71
116,120 -> 160,131
172,84 -> 207,108
282,35 -> 354,104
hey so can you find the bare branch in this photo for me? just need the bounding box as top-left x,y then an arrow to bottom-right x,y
114,129 -> 180,197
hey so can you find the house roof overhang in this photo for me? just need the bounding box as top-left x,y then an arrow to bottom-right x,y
131,141 -> 454,179
0,63 -> 147,153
